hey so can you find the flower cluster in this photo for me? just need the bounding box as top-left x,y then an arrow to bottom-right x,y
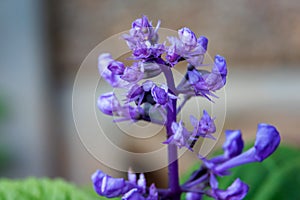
92,170 -> 157,200
93,15 -> 280,200
182,124 -> 280,199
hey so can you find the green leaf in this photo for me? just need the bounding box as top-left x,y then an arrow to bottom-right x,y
253,157 -> 300,200
0,178 -> 109,200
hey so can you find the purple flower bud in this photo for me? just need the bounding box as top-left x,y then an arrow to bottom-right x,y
137,173 -> 146,193
128,15 -> 159,46
97,92 -> 121,116
108,61 -> 125,75
151,85 -> 168,105
212,55 -> 227,76
178,27 -> 197,48
99,53 -> 127,87
92,170 -> 134,198
166,47 -> 181,66
190,110 -> 216,139
223,130 -> 244,159
164,121 -> 191,149
186,192 -> 202,200
213,178 -> 249,200
98,53 -> 114,73
198,36 -> 208,52
128,169 -> 137,184
132,15 -> 151,30
133,43 -> 152,59
254,123 -> 280,162
148,184 -> 158,200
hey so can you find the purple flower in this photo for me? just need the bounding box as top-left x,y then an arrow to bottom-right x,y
108,60 -> 125,75
186,192 -> 203,200
166,29 -> 209,67
132,15 -> 152,30
137,173 -> 146,193
133,42 -> 152,59
212,55 -> 227,76
126,81 -> 155,106
151,85 -> 169,105
222,130 -> 244,159
98,53 -> 127,87
164,121 -> 191,149
213,124 -> 280,174
148,184 -> 158,200
91,170 -> 135,198
93,170 -> 158,199
123,15 -> 162,60
166,46 -> 181,66
97,92 -> 121,116
178,27 -> 197,49
254,123 -> 281,161
151,84 -> 177,106
178,55 -> 227,101
197,36 -> 208,52
190,110 -> 216,139
213,178 -> 249,200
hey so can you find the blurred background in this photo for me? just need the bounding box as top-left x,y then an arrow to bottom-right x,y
0,0 -> 300,190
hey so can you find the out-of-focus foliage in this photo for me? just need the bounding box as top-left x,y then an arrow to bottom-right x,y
182,145 -> 300,200
0,178 -> 114,200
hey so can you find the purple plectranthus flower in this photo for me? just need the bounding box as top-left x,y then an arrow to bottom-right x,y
177,55 -> 228,101
97,92 -> 121,116
108,60 -> 125,75
126,81 -> 155,106
151,84 -> 177,108
123,16 -> 163,61
207,130 -> 245,165
98,53 -> 127,88
166,28 -> 208,66
97,92 -> 149,122
92,170 -> 158,200
211,177 -> 249,200
186,192 -> 203,200
222,130 -> 244,159
211,124 -> 280,175
130,15 -> 159,44
91,170 -> 135,198
178,27 -> 197,50
190,110 -> 216,140
164,121 -> 192,149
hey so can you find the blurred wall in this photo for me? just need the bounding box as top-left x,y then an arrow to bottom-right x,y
0,0 -> 53,177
